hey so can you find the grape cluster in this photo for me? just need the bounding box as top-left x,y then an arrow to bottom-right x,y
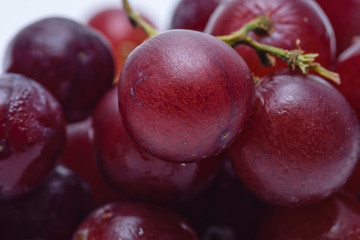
2,0 -> 360,239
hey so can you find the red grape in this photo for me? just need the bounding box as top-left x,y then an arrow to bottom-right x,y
61,118 -> 124,206
334,40 -> 360,196
88,7 -> 150,78
93,86 -> 223,205
118,29 -> 254,163
0,73 -> 66,200
170,0 -> 223,31
73,201 -> 199,240
205,0 -> 336,77
0,165 -> 93,240
258,191 -> 360,239
229,71 -> 360,206
4,17 -> 115,122
316,0 -> 360,55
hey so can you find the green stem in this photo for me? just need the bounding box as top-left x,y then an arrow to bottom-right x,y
218,16 -> 272,46
217,16 -> 340,84
122,0 -> 158,38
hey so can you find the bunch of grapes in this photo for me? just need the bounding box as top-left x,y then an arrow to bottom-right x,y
2,0 -> 360,239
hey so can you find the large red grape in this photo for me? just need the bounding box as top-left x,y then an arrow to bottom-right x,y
93,86 -> 223,205
118,29 -> 254,163
0,73 -> 66,200
205,0 -> 336,77
73,202 -> 199,240
229,72 -> 360,206
4,17 -> 115,122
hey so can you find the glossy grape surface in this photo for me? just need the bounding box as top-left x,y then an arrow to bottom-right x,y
205,0 -> 335,77
118,29 -> 254,163
4,17 -> 115,122
0,73 -> 66,200
0,165 -> 93,240
258,191 -> 360,239
73,202 -> 199,240
170,0 -> 222,31
88,7 -> 149,78
93,86 -> 223,205
229,72 -> 360,206
61,118 -> 124,206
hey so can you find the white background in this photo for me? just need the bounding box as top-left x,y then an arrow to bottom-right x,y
0,0 -> 180,72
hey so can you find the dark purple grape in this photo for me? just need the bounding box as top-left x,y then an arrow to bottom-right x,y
3,17 -> 115,122
0,165 -> 93,240
92,86 -> 223,205
73,201 -> 199,240
0,73 -> 66,200
229,72 -> 360,206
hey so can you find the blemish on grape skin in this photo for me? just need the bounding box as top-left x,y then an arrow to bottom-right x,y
102,211 -> 113,219
130,88 -> 135,97
219,131 -> 230,143
135,76 -> 147,85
